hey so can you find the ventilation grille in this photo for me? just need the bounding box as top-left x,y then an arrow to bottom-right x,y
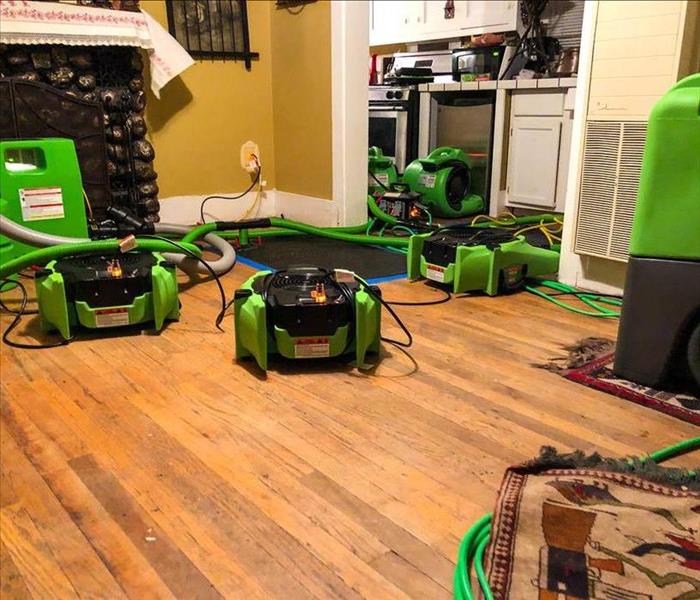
574,121 -> 647,261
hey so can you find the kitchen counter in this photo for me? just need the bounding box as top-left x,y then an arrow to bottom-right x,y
419,77 -> 577,92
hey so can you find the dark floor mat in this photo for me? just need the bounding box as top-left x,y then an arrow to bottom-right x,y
236,236 -> 407,282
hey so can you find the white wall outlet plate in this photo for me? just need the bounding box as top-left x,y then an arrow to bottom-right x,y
240,141 -> 260,172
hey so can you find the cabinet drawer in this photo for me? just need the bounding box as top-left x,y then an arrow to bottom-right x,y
511,90 -> 565,116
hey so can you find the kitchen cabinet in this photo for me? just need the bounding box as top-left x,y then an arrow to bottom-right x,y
370,1 -> 519,47
505,89 -> 573,212
507,117 -> 562,208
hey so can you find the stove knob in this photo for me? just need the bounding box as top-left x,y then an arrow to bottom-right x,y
385,90 -> 395,99
394,90 -> 404,99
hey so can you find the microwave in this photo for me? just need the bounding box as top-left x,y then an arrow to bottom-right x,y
452,46 -> 506,82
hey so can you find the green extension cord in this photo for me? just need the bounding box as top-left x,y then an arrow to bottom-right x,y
525,279 -> 623,318
454,437 -> 700,600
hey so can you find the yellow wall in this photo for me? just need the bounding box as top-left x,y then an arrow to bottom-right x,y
145,0 -> 276,197
270,1 -> 332,199
144,0 -> 334,201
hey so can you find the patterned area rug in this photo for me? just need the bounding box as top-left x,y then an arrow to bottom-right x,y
542,338 -> 700,426
485,449 -> 700,600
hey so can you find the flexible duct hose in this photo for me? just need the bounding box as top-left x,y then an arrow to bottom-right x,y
0,214 -> 86,245
0,215 -> 235,275
153,223 -> 236,275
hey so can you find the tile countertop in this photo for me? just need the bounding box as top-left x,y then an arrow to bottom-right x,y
419,77 -> 578,92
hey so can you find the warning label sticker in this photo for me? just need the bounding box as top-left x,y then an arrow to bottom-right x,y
95,308 -> 130,328
425,264 -> 445,282
369,172 -> 390,188
419,174 -> 436,189
19,187 -> 64,221
295,338 -> 330,358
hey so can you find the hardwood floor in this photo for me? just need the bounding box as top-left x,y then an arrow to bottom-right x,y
1,264 -> 697,599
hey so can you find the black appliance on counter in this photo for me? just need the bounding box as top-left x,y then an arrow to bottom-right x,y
452,46 -> 506,81
368,85 -> 419,174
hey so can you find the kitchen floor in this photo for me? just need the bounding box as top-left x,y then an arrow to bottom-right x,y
1,264 -> 696,599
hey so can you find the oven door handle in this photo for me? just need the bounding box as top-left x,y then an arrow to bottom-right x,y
368,106 -> 406,113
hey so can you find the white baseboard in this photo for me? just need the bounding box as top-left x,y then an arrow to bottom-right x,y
274,191 -> 338,227
158,189 -> 338,227
158,190 -> 275,225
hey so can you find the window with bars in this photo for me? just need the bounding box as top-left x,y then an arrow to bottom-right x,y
166,0 -> 258,68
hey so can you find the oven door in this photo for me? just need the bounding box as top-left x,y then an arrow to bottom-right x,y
368,108 -> 408,173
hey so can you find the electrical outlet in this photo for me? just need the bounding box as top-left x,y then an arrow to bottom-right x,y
240,141 -> 260,173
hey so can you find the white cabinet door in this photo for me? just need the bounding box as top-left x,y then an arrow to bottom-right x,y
462,1 -> 519,32
423,0 -> 467,36
370,1 -> 426,46
370,0 -> 518,45
507,117 -> 562,208
370,0 -> 405,46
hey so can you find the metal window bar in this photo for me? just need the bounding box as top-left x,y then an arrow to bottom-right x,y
165,0 -> 258,68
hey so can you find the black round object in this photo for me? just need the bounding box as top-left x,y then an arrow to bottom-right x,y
270,271 -> 334,290
444,164 -> 471,211
395,90 -> 404,99
688,322 -> 700,386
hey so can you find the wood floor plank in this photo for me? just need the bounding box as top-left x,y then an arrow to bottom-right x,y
1,421 -> 127,599
0,506 -> 78,599
1,399 -> 178,600
68,454 -> 223,600
2,264 -> 697,599
0,537 -> 33,600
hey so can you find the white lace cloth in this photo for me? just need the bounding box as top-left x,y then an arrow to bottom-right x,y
0,0 -> 194,97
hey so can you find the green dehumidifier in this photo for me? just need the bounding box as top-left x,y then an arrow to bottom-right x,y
233,267 -> 382,371
402,147 -> 484,217
0,138 -> 89,265
368,146 -> 399,194
614,74 -> 700,389
407,226 -> 560,296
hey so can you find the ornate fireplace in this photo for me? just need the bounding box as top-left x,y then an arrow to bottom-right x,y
0,0 -> 194,223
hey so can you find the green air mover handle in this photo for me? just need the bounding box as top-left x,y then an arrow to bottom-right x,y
369,146 -> 381,158
428,147 -> 463,161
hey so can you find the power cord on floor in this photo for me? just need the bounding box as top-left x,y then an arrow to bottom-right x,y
199,165 -> 261,224
454,437 -> 700,600
525,279 -> 622,318
386,286 -> 452,307
0,279 -> 72,349
139,235 -> 230,331
353,274 -> 413,348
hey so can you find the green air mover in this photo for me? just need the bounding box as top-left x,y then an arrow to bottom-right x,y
35,252 -> 179,340
0,138 -> 89,266
614,73 -> 700,389
368,146 -> 399,194
402,147 -> 484,218
408,226 -> 560,295
234,267 -> 381,371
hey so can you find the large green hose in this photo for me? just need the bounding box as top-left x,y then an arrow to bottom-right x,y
525,279 -> 622,318
454,437 -> 700,600
183,216 -> 411,248
267,217 -> 410,247
0,239 -> 201,279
